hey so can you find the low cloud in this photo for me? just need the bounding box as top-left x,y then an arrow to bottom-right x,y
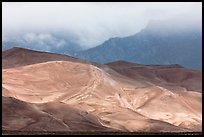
2,2 -> 202,48
23,33 -> 66,50
4,33 -> 67,51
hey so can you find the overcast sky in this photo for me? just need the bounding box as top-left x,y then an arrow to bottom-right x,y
2,2 -> 202,48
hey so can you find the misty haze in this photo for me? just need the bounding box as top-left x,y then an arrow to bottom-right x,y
2,2 -> 202,135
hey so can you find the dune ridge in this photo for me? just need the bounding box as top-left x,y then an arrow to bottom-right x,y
2,47 -> 202,132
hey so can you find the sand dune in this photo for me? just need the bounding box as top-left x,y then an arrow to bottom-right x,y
2,96 -> 113,131
2,47 -> 88,69
106,60 -> 202,92
2,48 -> 202,132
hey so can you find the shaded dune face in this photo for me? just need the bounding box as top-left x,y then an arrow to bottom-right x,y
2,97 -> 71,131
2,97 -> 113,131
106,61 -> 202,92
2,48 -> 202,132
2,47 -> 87,69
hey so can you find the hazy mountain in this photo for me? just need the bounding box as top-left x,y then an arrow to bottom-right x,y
76,19 -> 202,70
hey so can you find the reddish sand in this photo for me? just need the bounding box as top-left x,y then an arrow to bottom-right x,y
2,48 -> 202,132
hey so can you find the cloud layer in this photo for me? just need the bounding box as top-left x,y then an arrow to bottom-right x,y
2,2 -> 202,48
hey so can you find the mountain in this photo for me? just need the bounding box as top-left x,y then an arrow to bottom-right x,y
2,47 -> 202,132
76,19 -> 202,70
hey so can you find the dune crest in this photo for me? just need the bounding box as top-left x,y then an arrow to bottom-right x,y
2,48 -> 202,132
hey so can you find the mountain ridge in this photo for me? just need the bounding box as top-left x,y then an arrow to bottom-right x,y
75,20 -> 202,70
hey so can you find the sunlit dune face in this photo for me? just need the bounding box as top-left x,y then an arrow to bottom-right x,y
2,61 -> 91,103
2,48 -> 202,132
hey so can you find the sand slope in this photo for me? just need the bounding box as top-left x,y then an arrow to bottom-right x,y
2,48 -> 202,132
